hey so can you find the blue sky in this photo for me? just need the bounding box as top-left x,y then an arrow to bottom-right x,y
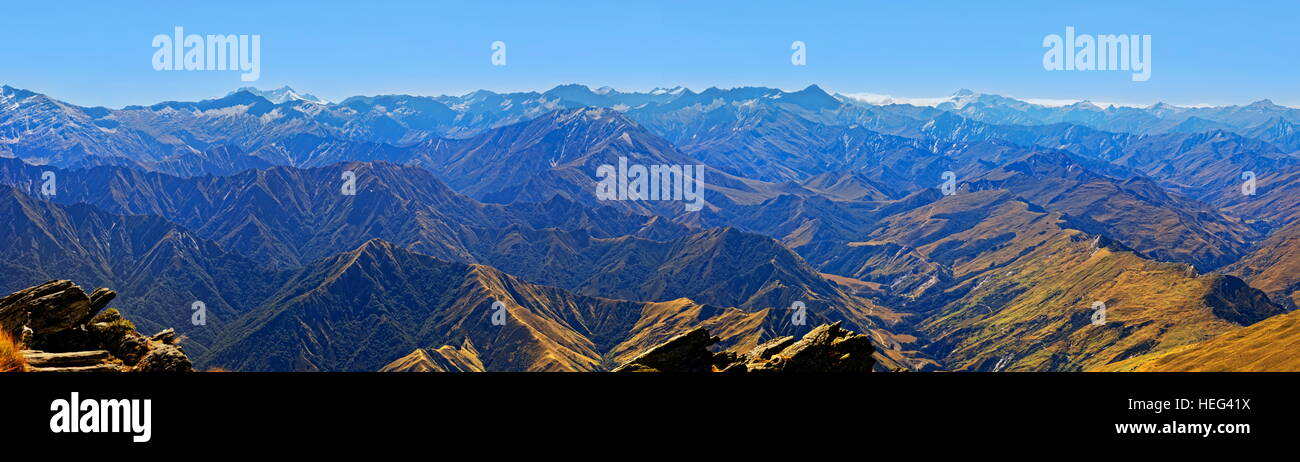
2,0 -> 1295,108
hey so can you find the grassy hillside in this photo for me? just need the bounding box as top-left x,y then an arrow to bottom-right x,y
1095,310 -> 1300,372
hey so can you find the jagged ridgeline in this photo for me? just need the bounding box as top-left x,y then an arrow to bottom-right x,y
0,83 -> 1297,372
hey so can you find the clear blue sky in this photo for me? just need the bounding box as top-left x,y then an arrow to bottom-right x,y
2,0 -> 1295,108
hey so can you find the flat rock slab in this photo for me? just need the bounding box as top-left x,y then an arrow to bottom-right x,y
22,350 -> 113,368
28,364 -> 123,373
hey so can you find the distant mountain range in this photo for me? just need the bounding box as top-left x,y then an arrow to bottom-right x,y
1,83 -> 1297,371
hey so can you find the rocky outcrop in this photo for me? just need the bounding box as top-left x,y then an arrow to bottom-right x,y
0,280 -> 110,337
615,322 -> 875,372
134,343 -> 193,372
0,280 -> 193,372
613,329 -> 721,372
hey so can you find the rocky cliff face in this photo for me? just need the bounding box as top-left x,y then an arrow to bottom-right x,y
0,280 -> 193,372
614,322 -> 876,372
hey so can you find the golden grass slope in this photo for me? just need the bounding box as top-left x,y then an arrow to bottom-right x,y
380,339 -> 486,372
1095,309 -> 1300,372
854,190 -> 1283,371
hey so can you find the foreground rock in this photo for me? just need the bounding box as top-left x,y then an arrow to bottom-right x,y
0,280 -> 193,372
22,351 -> 121,372
615,322 -> 875,372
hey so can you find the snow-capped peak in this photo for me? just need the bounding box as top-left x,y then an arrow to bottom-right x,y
233,86 -> 327,104
650,86 -> 686,96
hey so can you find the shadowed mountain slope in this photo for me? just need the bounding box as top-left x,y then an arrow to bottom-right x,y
208,239 -> 916,371
0,186 -> 281,357
1223,220 -> 1300,309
